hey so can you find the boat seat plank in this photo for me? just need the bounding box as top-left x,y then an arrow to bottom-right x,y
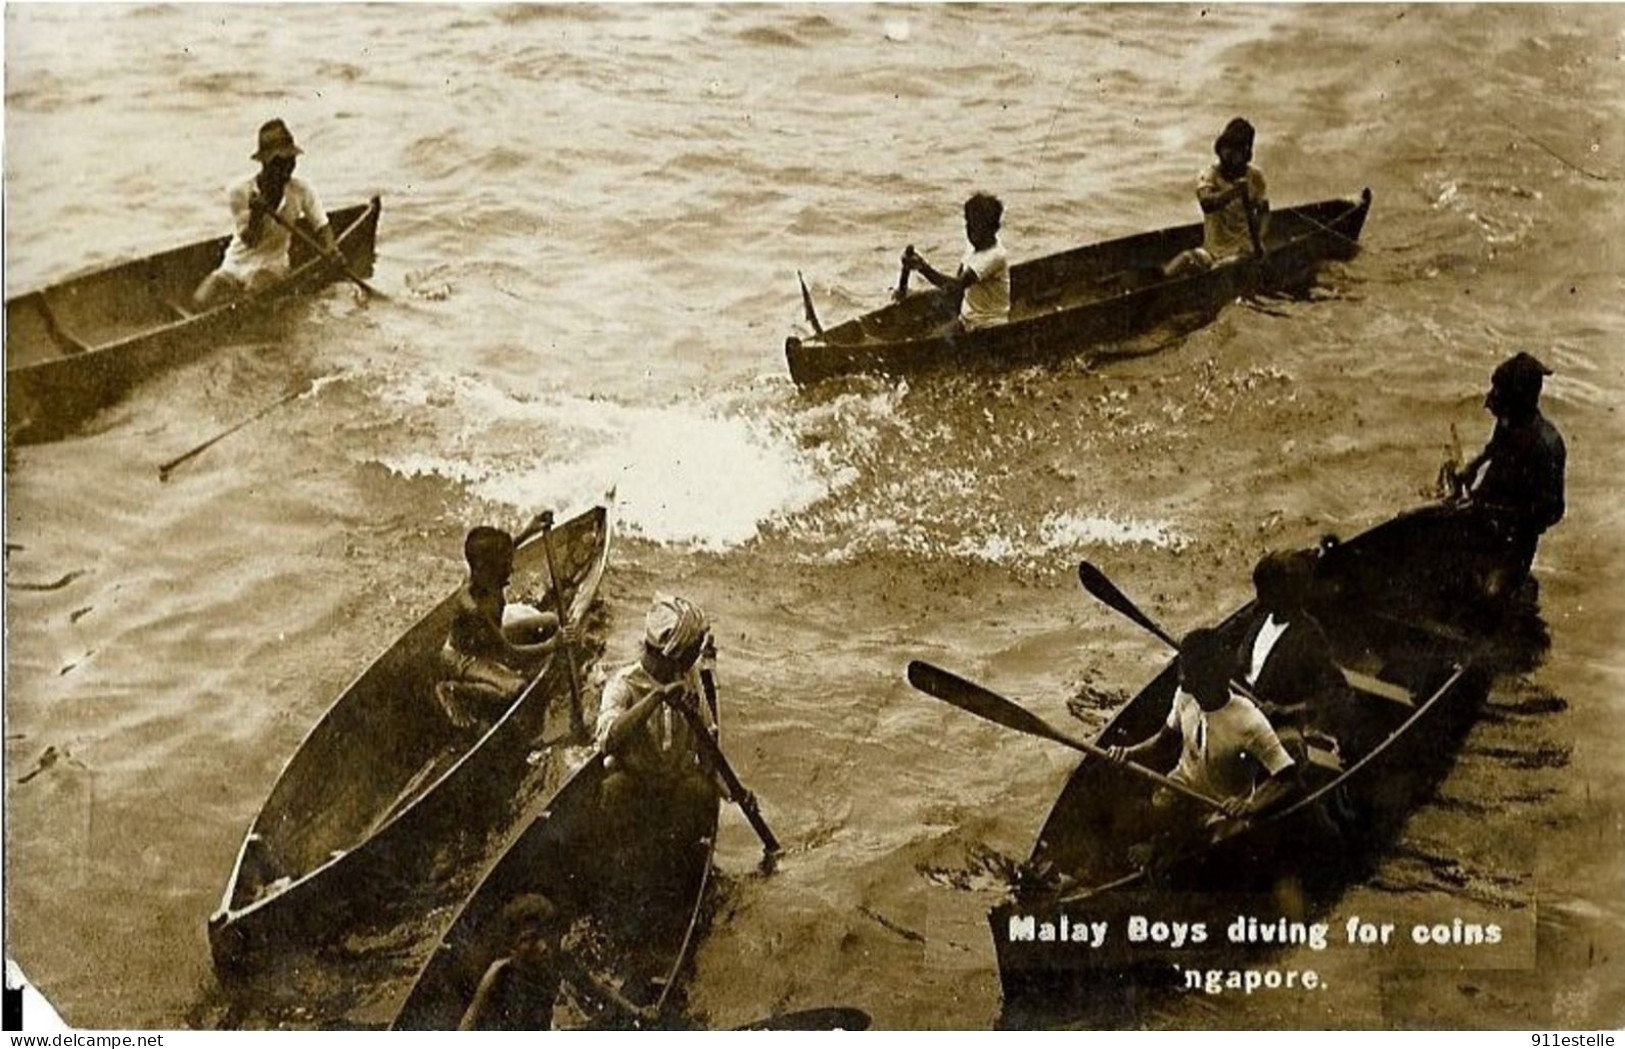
35,297 -> 93,355
1340,666 -> 1415,708
1374,611 -> 1473,647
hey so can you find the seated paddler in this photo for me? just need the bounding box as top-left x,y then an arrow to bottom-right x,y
194,119 -> 339,309
897,191 -> 1011,331
1445,351 -> 1566,599
1237,549 -> 1347,727
596,595 -> 725,830
457,893 -> 656,1031
436,518 -> 569,727
1105,628 -> 1297,863
1163,117 -> 1270,278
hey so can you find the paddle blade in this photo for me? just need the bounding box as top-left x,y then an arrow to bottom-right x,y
1076,561 -> 1178,649
906,661 -> 1069,748
733,1007 -> 872,1031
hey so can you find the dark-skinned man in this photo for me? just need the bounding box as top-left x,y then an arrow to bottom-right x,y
194,119 -> 339,308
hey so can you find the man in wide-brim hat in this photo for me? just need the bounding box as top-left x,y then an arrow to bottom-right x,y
194,118 -> 339,308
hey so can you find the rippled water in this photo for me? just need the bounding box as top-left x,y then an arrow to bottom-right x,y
5,2 -> 1624,1031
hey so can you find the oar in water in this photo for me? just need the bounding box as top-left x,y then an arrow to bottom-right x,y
259,205 -> 388,300
531,512 -> 588,742
157,381 -> 312,482
668,659 -> 782,861
905,661 -> 1227,814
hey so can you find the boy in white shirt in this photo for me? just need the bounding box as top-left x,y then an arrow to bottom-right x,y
899,192 -> 1010,331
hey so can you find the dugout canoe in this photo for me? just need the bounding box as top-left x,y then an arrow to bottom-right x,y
986,502 -> 1530,1026
208,503 -> 612,976
5,197 -> 382,444
785,189 -> 1371,386
392,681 -> 721,1029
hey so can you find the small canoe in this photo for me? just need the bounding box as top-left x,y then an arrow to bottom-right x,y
208,503 -> 612,976
988,503 -> 1523,1026
392,682 -> 721,1029
785,189 -> 1371,386
5,197 -> 382,444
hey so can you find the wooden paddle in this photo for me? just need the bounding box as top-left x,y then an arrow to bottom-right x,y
533,512 -> 588,741
157,382 -> 310,481
1242,185 -> 1266,260
796,270 -> 825,336
259,204 -> 388,300
906,660 -> 1227,813
731,1007 -> 871,1031
670,660 -> 782,859
1076,559 -> 1285,707
894,243 -> 913,301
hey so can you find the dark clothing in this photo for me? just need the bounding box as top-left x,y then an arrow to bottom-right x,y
1236,611 -> 1342,712
1470,411 -> 1566,535
477,955 -> 565,1030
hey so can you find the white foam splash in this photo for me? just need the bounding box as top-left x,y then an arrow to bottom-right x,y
374,382 -> 832,550
1039,510 -> 1189,552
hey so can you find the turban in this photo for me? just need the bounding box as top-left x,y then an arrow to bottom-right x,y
644,594 -> 710,664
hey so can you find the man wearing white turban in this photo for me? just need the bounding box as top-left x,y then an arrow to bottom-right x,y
595,595 -> 723,830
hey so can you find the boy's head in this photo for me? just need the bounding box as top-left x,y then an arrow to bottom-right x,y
963,192 -> 1003,249
502,893 -> 565,961
1252,548 -> 1316,617
1177,627 -> 1232,708
1485,351 -> 1551,421
1214,117 -> 1255,175
464,526 -> 517,585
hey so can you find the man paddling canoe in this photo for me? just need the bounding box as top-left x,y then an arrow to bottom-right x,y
897,192 -> 1011,331
1105,628 -> 1297,863
194,119 -> 340,308
457,893 -> 657,1030
1446,351 -> 1566,598
435,519 -> 572,728
596,596 -> 725,835
1163,117 -> 1270,278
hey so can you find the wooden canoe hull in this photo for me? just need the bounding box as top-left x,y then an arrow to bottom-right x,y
785,190 -> 1371,386
989,504 -> 1524,1026
5,198 -> 381,445
392,696 -> 721,1029
208,504 -> 612,976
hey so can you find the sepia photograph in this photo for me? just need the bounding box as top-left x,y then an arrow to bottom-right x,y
4,1 -> 1623,1033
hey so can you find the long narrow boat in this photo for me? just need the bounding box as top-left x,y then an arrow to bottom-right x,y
5,197 -> 382,444
208,503 -> 612,976
988,503 -> 1526,1027
785,190 -> 1371,386
392,683 -> 721,1029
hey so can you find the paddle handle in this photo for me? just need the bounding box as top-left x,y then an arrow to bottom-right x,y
536,517 -> 588,741
687,671 -> 781,855
895,244 -> 913,300
260,205 -> 386,299
1243,187 -> 1265,259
